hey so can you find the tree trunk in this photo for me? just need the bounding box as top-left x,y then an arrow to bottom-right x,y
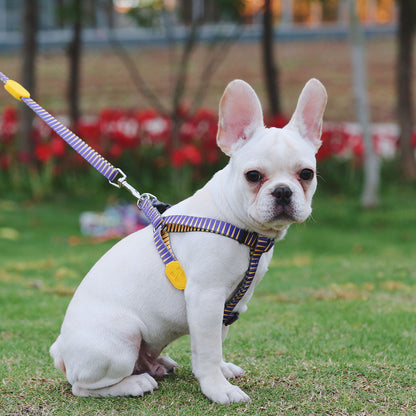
348,0 -> 380,208
262,0 -> 281,115
397,0 -> 416,181
20,0 -> 38,162
67,0 -> 83,129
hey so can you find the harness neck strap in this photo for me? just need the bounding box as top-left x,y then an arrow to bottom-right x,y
139,198 -> 274,326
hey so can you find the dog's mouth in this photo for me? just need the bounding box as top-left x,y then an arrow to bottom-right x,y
248,203 -> 308,237
272,206 -> 297,223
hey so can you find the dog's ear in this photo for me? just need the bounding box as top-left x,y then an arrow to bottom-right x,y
217,79 -> 264,156
286,78 -> 327,152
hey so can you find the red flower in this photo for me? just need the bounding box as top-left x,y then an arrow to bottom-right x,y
78,118 -> 100,143
50,136 -> 66,158
171,145 -> 202,168
0,155 -> 11,170
317,126 -> 349,161
267,114 -> 289,128
193,108 -> 216,120
0,106 -> 18,143
35,142 -> 53,163
316,130 -> 333,161
136,108 -> 159,123
109,143 -> 123,160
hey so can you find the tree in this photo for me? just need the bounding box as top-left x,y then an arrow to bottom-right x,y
20,0 -> 38,161
56,0 -> 95,129
397,0 -> 416,181
67,0 -> 83,129
262,0 -> 281,115
348,0 -> 380,208
108,1 -> 241,152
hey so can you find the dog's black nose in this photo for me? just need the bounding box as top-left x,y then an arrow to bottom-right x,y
272,186 -> 292,206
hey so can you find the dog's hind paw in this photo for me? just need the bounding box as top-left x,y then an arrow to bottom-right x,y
123,373 -> 158,396
157,356 -> 178,374
72,373 -> 158,397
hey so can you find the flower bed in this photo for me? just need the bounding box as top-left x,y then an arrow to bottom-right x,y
1,106 -> 415,179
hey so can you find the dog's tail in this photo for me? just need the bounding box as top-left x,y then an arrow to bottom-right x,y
50,337 -> 66,374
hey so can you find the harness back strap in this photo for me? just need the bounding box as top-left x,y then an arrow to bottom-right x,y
139,198 -> 274,326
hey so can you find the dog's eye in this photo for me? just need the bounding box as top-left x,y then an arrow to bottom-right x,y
245,170 -> 263,183
299,169 -> 314,181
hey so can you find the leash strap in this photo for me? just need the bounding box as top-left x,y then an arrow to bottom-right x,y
0,72 -> 121,184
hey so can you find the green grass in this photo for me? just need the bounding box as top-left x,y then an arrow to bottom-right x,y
1,184 -> 415,415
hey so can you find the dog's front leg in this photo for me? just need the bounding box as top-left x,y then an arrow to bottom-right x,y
186,288 -> 250,404
220,325 -> 245,379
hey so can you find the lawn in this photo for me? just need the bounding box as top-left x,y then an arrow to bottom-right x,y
0,180 -> 415,415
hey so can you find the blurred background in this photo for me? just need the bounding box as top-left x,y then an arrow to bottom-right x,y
1,5 -> 416,413
0,0 -> 414,206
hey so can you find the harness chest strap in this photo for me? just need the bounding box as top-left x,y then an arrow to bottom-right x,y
139,198 -> 274,326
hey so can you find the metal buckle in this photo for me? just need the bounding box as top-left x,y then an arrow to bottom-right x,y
137,192 -> 157,208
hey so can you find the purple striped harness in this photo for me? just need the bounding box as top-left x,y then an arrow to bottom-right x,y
139,198 -> 274,326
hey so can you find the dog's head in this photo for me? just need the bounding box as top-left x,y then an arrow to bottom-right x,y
217,79 -> 327,238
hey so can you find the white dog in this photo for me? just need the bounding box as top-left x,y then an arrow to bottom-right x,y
50,78 -> 327,404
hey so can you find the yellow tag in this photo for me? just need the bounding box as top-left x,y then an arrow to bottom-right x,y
4,80 -> 30,101
165,261 -> 187,290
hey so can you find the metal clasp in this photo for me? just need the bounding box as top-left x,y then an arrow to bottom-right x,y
109,168 -> 142,200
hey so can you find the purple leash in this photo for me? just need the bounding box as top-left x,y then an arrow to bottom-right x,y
0,72 -> 123,185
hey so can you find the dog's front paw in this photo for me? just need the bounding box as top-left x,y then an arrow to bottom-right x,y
220,361 -> 245,379
200,377 -> 251,404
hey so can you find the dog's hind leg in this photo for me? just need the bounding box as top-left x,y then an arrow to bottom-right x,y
54,327 -> 158,397
69,339 -> 159,397
72,373 -> 158,397
156,356 -> 178,374
50,338 -> 66,374
133,341 -> 178,378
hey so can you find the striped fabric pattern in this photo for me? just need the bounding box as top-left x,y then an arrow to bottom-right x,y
0,71 -> 119,183
0,72 -> 9,84
222,235 -> 274,325
21,97 -> 119,182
